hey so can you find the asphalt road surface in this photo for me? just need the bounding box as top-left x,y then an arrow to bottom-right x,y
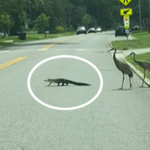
0,31 -> 150,150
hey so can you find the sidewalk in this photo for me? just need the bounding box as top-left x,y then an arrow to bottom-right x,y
122,48 -> 150,57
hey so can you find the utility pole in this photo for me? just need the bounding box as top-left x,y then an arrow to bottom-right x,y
139,0 -> 142,30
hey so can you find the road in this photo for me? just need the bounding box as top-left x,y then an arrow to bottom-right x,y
0,31 -> 150,150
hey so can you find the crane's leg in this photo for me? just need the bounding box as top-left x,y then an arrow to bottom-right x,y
121,73 -> 125,89
129,76 -> 132,89
141,69 -> 146,87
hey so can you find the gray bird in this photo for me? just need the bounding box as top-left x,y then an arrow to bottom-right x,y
107,48 -> 133,89
128,52 -> 150,87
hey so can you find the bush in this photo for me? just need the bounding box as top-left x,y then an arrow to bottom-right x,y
55,26 -> 65,33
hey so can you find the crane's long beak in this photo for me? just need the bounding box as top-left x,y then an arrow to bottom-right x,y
107,48 -> 114,53
127,53 -> 132,57
127,54 -> 131,57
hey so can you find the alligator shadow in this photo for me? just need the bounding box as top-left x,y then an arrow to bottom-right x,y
45,84 -> 91,87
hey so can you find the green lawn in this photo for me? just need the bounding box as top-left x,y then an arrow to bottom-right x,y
111,31 -> 150,50
0,31 -> 76,46
126,52 -> 150,79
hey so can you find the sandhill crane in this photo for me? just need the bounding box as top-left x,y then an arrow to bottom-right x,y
107,48 -> 133,89
128,52 -> 150,87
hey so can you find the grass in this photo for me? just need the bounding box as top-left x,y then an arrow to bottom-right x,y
0,31 -> 76,46
126,52 -> 150,79
111,31 -> 150,50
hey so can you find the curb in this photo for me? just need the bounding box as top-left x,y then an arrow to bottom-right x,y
130,35 -> 137,39
108,42 -> 113,48
108,41 -> 150,87
108,35 -> 133,50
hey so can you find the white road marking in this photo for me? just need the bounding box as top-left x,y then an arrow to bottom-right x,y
76,49 -> 85,51
38,49 -> 47,51
0,51 -> 11,53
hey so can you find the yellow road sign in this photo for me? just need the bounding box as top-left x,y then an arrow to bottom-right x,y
119,0 -> 132,6
123,15 -> 130,29
120,8 -> 132,16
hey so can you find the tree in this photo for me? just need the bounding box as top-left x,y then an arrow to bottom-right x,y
0,13 -> 14,36
0,0 -> 150,35
81,14 -> 94,28
33,13 -> 50,33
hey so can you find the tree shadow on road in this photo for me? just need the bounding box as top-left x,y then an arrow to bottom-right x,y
0,42 -> 78,50
94,51 -> 106,53
15,42 -> 78,46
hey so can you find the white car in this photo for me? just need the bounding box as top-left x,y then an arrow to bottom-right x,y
95,27 -> 102,32
76,26 -> 87,35
88,27 -> 96,33
0,32 -> 4,37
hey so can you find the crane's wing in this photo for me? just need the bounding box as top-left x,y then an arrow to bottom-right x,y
144,62 -> 150,71
139,61 -> 150,71
118,60 -> 132,70
132,59 -> 150,71
117,60 -> 133,77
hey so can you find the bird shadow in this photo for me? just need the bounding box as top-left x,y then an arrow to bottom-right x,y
134,86 -> 150,89
112,86 -> 150,91
138,85 -> 150,88
112,88 -> 132,91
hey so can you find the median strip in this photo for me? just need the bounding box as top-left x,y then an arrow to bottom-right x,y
0,57 -> 27,70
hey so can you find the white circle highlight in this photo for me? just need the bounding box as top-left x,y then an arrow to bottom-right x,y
27,55 -> 103,111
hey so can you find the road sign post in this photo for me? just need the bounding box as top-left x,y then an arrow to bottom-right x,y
123,15 -> 130,29
125,29 -> 129,49
118,0 -> 133,49
123,15 -> 130,49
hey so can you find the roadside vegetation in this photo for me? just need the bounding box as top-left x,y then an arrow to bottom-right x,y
0,32 -> 76,46
111,31 -> 150,50
126,52 -> 150,79
0,0 -> 150,35
0,0 -> 150,47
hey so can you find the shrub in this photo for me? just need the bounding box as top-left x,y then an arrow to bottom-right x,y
55,26 -> 65,33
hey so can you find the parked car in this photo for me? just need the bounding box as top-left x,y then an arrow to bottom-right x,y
0,32 -> 4,37
115,26 -> 127,37
132,25 -> 139,31
76,26 -> 87,35
95,27 -> 102,32
88,27 -> 96,33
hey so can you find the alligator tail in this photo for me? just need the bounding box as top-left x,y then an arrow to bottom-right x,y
67,80 -> 91,86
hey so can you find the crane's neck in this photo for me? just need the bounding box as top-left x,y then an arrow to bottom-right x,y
132,54 -> 138,63
113,50 -> 118,64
